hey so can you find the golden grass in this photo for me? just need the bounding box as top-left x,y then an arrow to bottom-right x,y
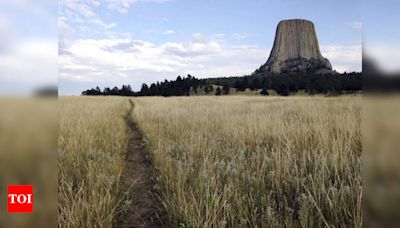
58,96 -> 130,227
58,95 -> 361,227
132,96 -> 362,227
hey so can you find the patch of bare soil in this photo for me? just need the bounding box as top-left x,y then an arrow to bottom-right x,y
118,100 -> 164,227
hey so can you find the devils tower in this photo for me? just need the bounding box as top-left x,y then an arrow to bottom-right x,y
257,19 -> 334,74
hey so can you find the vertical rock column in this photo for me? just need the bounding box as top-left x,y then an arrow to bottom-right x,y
259,19 -> 333,74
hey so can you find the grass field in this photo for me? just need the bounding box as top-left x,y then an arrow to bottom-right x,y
132,96 -> 362,227
59,97 -> 130,227
59,95 -> 361,227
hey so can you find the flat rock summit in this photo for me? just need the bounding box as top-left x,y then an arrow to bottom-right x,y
258,19 -> 334,74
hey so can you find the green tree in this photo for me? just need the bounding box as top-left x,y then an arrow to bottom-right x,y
260,88 -> 269,96
204,86 -> 210,94
276,84 -> 289,96
222,85 -> 230,95
140,83 -> 149,96
215,87 -> 222,96
250,78 -> 259,90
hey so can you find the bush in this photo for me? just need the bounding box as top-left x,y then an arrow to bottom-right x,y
215,87 -> 222,96
260,88 -> 269,96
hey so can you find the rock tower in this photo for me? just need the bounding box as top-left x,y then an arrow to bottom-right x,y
258,19 -> 333,74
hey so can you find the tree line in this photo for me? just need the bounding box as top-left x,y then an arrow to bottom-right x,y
82,72 -> 362,97
206,72 -> 362,96
82,75 -> 207,96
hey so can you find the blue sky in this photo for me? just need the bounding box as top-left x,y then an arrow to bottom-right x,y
110,0 -> 362,46
67,0 -> 362,45
3,0 -> 400,95
58,0 -> 365,95
363,0 -> 400,43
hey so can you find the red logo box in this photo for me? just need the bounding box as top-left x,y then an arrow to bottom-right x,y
8,185 -> 34,213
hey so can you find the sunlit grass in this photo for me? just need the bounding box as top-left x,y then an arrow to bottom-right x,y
58,95 -> 361,227
132,96 -> 362,227
58,97 -> 130,228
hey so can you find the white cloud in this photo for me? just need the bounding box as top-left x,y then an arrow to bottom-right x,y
233,33 -> 248,40
321,44 -> 362,73
59,35 -> 362,94
59,34 -> 268,93
350,21 -> 362,30
58,18 -> 75,54
90,18 -> 117,29
106,0 -> 170,13
162,33 -> 222,57
62,0 -> 95,18
143,29 -> 156,33
213,33 -> 225,39
59,0 -> 123,56
163,30 -> 175,35
89,0 -> 101,6
60,0 -> 116,29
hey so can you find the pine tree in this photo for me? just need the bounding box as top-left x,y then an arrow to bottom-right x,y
260,88 -> 269,96
222,85 -> 230,95
215,87 -> 222,96
204,86 -> 210,94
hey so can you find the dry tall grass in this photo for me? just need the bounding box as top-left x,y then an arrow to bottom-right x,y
132,96 -> 362,227
59,97 -> 130,227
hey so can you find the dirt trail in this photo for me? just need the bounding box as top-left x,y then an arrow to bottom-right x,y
119,99 -> 164,227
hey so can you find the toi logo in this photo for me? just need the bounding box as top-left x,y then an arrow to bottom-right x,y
8,185 -> 34,213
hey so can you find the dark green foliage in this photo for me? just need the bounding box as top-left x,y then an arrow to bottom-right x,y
274,83 -> 289,96
204,86 -> 210,94
204,85 -> 213,94
215,87 -> 222,96
206,72 -> 362,95
249,78 -> 259,90
235,78 -> 247,91
82,72 -> 362,97
140,84 -> 149,96
82,74 -> 206,96
260,88 -> 269,96
222,85 -> 230,95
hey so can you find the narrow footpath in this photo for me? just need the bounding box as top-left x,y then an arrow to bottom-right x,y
118,99 -> 164,227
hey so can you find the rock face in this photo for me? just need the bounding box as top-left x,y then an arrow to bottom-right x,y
258,19 -> 334,74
